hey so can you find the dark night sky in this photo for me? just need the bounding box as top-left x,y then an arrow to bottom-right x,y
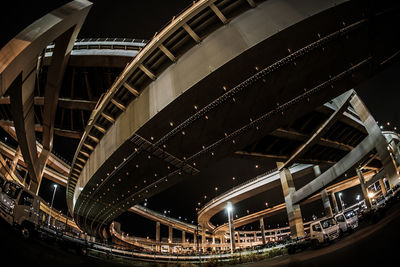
1,0 -> 399,238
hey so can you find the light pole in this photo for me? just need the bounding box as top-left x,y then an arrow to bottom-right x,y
226,202 -> 235,254
48,184 -> 58,227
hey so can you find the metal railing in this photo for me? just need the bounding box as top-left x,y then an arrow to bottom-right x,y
45,38 -> 148,53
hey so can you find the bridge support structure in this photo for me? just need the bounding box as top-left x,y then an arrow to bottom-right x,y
314,165 -> 333,217
0,0 -> 92,194
259,218 -> 266,244
277,161 -> 305,238
379,179 -> 387,195
201,223 -> 206,252
330,192 -> 339,214
182,230 -> 186,244
156,221 -> 160,252
349,94 -> 399,188
168,226 -> 173,253
356,168 -> 372,210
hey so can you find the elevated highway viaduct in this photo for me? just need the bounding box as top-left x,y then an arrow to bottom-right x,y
67,0 -> 400,238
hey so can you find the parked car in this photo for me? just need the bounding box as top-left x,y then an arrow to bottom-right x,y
310,216 -> 340,248
335,209 -> 358,234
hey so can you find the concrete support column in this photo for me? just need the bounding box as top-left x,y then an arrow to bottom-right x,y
9,71 -> 41,193
201,223 -> 206,251
356,168 -> 372,209
182,230 -> 186,244
350,94 -> 399,187
212,236 -> 216,251
314,165 -> 333,217
193,232 -> 198,251
277,162 -> 305,238
168,226 -> 173,253
379,179 -> 387,195
253,231 -> 257,243
321,189 -> 333,217
331,192 -> 339,214
259,218 -> 266,244
155,221 -> 160,252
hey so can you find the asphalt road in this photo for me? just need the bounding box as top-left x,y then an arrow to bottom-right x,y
1,201 -> 399,267
0,219 -> 128,267
235,202 -> 400,267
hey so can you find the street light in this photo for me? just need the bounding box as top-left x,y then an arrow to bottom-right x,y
48,184 -> 58,227
226,202 -> 234,254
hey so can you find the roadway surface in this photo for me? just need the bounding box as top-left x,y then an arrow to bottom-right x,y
1,202 -> 399,266
0,220 -> 126,267
235,203 -> 400,267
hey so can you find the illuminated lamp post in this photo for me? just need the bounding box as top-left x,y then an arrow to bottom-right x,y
226,202 -> 235,254
48,184 -> 58,227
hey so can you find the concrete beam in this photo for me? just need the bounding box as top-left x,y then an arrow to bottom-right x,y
292,133 -> 376,204
159,44 -> 177,63
234,151 -> 337,166
246,0 -> 256,8
279,90 -> 353,170
365,169 -> 385,188
10,146 -> 21,173
123,82 -> 140,97
110,98 -> 126,111
270,128 -> 353,152
0,126 -> 70,175
350,94 -> 399,187
139,64 -> 156,81
182,23 -> 201,43
40,24 -> 86,175
210,4 -> 228,24
8,72 -> 41,192
0,96 -> 97,110
0,0 -> 92,193
0,120 -> 82,139
101,112 -> 116,124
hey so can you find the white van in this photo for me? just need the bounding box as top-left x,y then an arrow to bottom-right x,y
0,180 -> 40,238
310,217 -> 340,247
335,210 -> 358,234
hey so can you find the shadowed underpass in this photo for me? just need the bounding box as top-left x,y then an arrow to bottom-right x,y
1,201 -> 399,266
234,202 -> 400,267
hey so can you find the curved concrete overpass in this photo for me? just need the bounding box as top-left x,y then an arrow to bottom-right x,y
212,171 -> 374,235
198,163 -> 313,230
69,0 -> 400,237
